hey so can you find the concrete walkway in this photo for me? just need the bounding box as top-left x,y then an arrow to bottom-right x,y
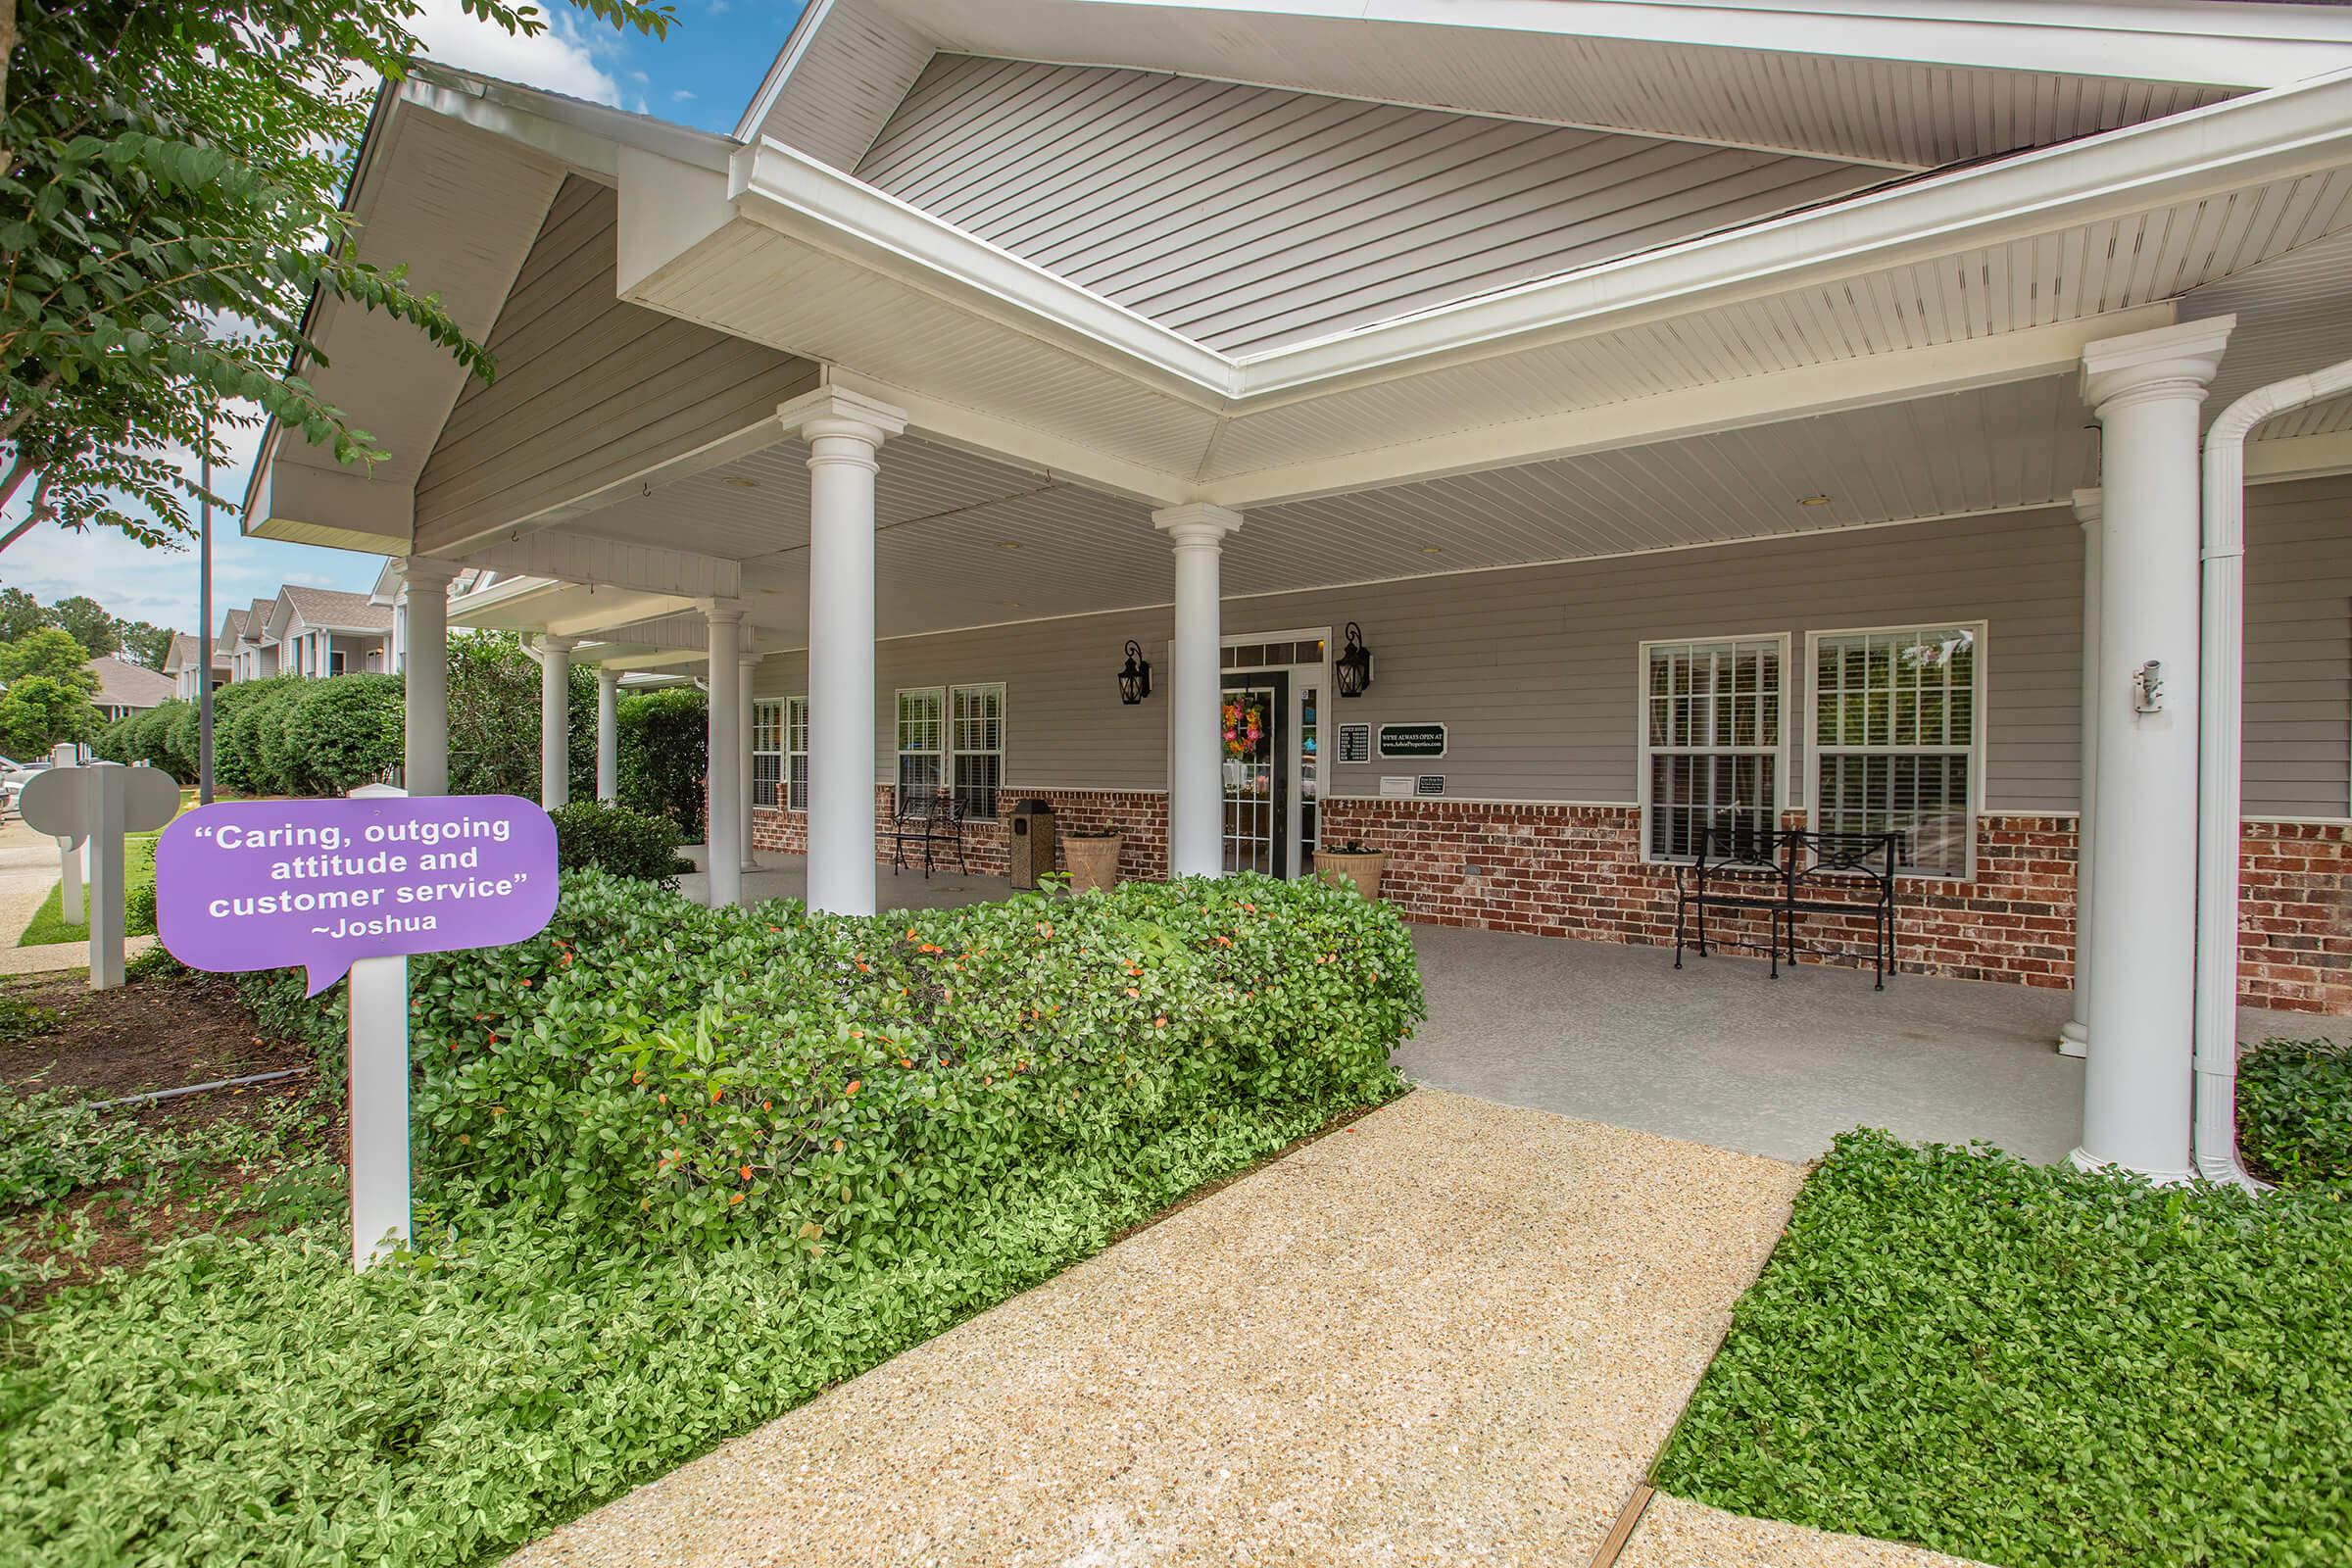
0,817 -> 144,975
511,1091 -> 1975,1568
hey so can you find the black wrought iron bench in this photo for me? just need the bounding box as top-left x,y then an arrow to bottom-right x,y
1673,825 -> 1904,987
890,789 -> 967,878
1780,829 -> 1903,990
1673,822 -> 1793,976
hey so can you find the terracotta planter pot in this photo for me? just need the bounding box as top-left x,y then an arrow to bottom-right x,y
1317,849 -> 1386,900
1064,834 -> 1124,894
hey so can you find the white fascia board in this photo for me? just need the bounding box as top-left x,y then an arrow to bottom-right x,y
457,533 -> 745,602
247,458 -> 415,552
820,368 -> 1196,505
402,65 -> 734,181
1206,303 -> 2178,507
931,0 -> 2352,88
1237,67 -> 2352,399
733,0 -> 841,143
729,138 -> 1239,405
2247,428 -> 2352,486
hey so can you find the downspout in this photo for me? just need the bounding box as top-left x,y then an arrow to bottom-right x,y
2195,356 -> 2352,1186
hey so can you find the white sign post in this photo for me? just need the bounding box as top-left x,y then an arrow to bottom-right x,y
49,744 -> 83,926
344,782 -> 411,1268
19,761 -> 180,988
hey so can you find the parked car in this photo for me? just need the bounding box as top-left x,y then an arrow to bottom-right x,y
1,758 -> 55,818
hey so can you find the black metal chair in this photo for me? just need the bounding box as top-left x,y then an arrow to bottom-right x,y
890,789 -> 967,878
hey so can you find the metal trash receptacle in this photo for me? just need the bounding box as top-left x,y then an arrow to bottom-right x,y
1007,798 -> 1055,890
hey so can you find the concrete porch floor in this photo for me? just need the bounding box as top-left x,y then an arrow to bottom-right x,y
679,850 -> 2347,1166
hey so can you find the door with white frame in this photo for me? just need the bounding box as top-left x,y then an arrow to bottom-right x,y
1217,629 -> 1332,878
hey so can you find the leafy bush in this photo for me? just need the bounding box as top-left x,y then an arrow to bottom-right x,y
446,631 -> 597,801
2237,1038 -> 2352,1188
4,872 -> 1420,1566
548,801 -> 692,888
1655,1129 -> 2352,1568
615,684 -> 707,834
209,674 -> 303,795
285,673 -> 403,792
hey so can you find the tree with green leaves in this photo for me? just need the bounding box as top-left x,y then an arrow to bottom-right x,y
117,618 -> 174,669
42,592 -> 115,656
0,583 -> 35,640
0,0 -> 674,554
0,672 -> 98,753
0,622 -> 91,687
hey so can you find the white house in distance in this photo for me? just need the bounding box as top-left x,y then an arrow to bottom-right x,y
220,586 -> 395,681
162,633 -> 231,701
367,557 -> 485,672
244,0 -> 2352,1185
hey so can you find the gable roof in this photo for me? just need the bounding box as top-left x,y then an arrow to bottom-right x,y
278,584 -> 395,634
219,609 -> 248,645
84,658 -> 176,711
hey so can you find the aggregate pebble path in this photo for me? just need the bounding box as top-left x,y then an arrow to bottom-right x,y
511,1090 -> 1982,1567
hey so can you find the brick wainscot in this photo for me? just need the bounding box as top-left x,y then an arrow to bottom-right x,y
1318,799 -> 2352,1014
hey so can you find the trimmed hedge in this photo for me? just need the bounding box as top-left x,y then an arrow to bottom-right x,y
548,800 -> 693,888
0,871 -> 1421,1565
2237,1038 -> 2352,1189
1655,1130 -> 2352,1568
615,684 -> 706,834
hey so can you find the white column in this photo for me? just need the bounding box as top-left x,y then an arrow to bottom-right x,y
398,559 -> 460,796
596,668 -> 620,804
740,652 -> 762,872
704,606 -> 745,907
539,634 -> 576,809
1153,504 -> 1245,879
782,388 -> 906,916
2073,318 -> 2232,1179
2059,488 -> 2101,1059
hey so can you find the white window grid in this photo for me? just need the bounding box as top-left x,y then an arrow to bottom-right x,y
751,699 -> 785,810
786,696 -> 808,812
951,682 -> 1004,818
1807,623 -> 1985,879
896,687 -> 944,799
1637,634 -> 1790,863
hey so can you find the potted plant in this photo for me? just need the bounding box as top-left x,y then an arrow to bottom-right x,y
1063,826 -> 1124,894
1317,839 -> 1386,900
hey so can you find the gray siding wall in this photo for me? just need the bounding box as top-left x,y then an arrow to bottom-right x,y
750,480 -> 2352,821
414,178 -> 816,549
854,56 -> 1885,357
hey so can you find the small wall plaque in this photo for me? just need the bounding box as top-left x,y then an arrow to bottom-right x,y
1378,775 -> 1414,798
1415,774 -> 1446,797
1379,722 -> 1446,759
1338,722 -> 1371,763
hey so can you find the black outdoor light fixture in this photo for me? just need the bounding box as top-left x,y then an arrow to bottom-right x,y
1118,639 -> 1153,705
1336,621 -> 1374,698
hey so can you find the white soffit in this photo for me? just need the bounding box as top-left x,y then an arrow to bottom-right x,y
747,0 -> 2352,170
2185,225 -> 2352,441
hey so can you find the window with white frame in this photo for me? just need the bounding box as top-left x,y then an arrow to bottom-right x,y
752,700 -> 785,809
1810,624 -> 1981,878
786,696 -> 808,812
951,682 -> 1004,818
1640,636 -> 1787,861
896,688 -> 944,800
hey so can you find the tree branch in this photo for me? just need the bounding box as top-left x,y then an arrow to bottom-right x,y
0,467 -> 56,555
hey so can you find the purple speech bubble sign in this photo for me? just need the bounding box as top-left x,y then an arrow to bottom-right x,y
156,796 -> 559,996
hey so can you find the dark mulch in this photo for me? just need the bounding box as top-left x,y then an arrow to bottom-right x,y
0,969 -> 310,1100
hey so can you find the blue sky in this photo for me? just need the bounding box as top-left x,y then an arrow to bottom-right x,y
0,0 -> 807,637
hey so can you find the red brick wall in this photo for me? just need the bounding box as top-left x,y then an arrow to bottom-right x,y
1318,799 -> 2352,1013
753,787 -> 1171,884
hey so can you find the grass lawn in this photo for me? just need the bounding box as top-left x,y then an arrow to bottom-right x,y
14,833 -> 158,947
1655,1048 -> 2352,1568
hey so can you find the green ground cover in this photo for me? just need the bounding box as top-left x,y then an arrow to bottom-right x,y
0,869 -> 1421,1567
13,834 -> 157,948
1656,1052 -> 2352,1567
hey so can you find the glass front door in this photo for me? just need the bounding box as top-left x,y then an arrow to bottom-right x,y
1221,672 -> 1289,876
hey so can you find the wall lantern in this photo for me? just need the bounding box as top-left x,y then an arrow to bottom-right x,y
1336,621 -> 1374,698
1118,639 -> 1153,705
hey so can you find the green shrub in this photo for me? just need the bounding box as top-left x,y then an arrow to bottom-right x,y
4,871 -> 1421,1566
615,685 -> 706,834
285,673 -> 404,793
1655,1129 -> 2352,1568
548,800 -> 692,888
445,631 -> 597,801
2237,1038 -> 2352,1188
211,674 -> 303,795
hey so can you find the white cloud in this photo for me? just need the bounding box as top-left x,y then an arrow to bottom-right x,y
672,88 -> 696,101
405,0 -> 624,105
